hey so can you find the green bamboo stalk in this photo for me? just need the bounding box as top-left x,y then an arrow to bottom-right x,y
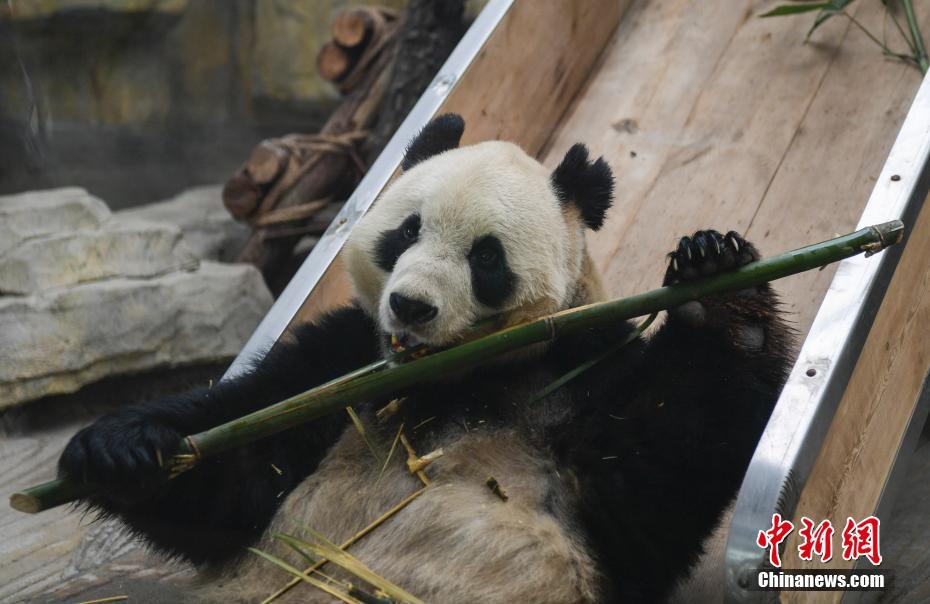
900,0 -> 929,74
9,221 -> 904,514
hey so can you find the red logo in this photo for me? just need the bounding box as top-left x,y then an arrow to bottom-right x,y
841,516 -> 882,565
757,514 -> 881,567
757,513 -> 794,567
798,518 -> 834,563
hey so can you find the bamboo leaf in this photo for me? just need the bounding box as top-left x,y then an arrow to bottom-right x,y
346,406 -> 383,462
276,531 -> 425,604
248,547 -> 363,604
532,312 -> 658,401
277,534 -> 319,567
348,586 -> 395,604
760,3 -> 833,17
375,423 -> 405,486
900,0 -> 929,74
801,0 -> 855,40
806,9 -> 839,40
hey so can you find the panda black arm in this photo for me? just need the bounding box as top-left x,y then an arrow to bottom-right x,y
560,231 -> 794,602
58,304 -> 380,564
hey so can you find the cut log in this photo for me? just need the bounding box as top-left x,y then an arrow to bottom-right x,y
335,12 -> 401,95
332,7 -> 388,49
316,41 -> 353,83
234,44 -> 396,281
221,174 -> 261,221
246,141 -> 290,186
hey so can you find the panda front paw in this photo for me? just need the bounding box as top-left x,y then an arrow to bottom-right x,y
59,412 -> 180,504
662,229 -> 758,286
662,230 -> 773,346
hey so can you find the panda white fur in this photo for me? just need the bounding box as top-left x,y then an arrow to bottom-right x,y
59,114 -> 793,603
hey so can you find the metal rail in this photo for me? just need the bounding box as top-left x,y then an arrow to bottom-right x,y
724,73 -> 930,602
223,0 -> 515,379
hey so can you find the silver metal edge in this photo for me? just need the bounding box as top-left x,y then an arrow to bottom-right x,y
223,0 -> 516,379
724,73 -> 930,602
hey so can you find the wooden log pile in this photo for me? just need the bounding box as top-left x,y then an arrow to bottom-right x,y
319,7 -> 399,94
223,1 -> 464,292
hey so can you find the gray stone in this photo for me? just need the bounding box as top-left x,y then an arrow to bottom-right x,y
0,221 -> 198,295
0,188 -> 110,256
0,186 -> 273,407
115,185 -> 249,262
0,262 -> 272,408
0,0 -> 188,21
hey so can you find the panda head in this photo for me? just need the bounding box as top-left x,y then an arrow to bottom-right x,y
345,113 -> 614,351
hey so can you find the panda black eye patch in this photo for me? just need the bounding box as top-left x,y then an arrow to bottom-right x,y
374,213 -> 420,271
468,235 -> 516,308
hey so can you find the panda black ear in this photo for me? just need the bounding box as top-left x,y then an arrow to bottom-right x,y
550,143 -> 614,231
401,113 -> 465,171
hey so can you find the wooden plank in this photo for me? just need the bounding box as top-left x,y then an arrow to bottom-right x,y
544,0 -> 856,306
743,0 -> 929,336
545,0 -> 927,329
290,257 -> 355,330
780,193 -> 930,602
290,0 -> 630,326
0,427 -> 89,600
439,0 -> 628,150
543,0 -> 766,269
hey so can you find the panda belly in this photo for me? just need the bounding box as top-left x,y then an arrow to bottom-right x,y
211,424 -> 601,604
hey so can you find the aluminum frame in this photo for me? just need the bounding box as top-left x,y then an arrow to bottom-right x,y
724,73 -> 930,602
223,0 -> 515,379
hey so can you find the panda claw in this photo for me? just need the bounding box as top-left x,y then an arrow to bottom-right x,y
663,229 -> 758,287
727,233 -> 740,254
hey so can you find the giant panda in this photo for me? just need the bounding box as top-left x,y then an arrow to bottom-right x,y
59,114 -> 794,603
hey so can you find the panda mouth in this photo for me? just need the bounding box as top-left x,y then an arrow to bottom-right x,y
391,332 -> 422,352
386,314 -> 507,358
389,332 -> 432,356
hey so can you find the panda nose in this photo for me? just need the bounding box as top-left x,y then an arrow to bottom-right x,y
389,293 -> 437,325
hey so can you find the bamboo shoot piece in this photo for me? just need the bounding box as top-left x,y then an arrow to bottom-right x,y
9,221 -> 904,514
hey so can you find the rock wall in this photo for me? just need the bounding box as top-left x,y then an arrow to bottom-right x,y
0,0 -> 404,205
0,187 -> 272,408
0,0 -> 407,127
115,184 -> 250,262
